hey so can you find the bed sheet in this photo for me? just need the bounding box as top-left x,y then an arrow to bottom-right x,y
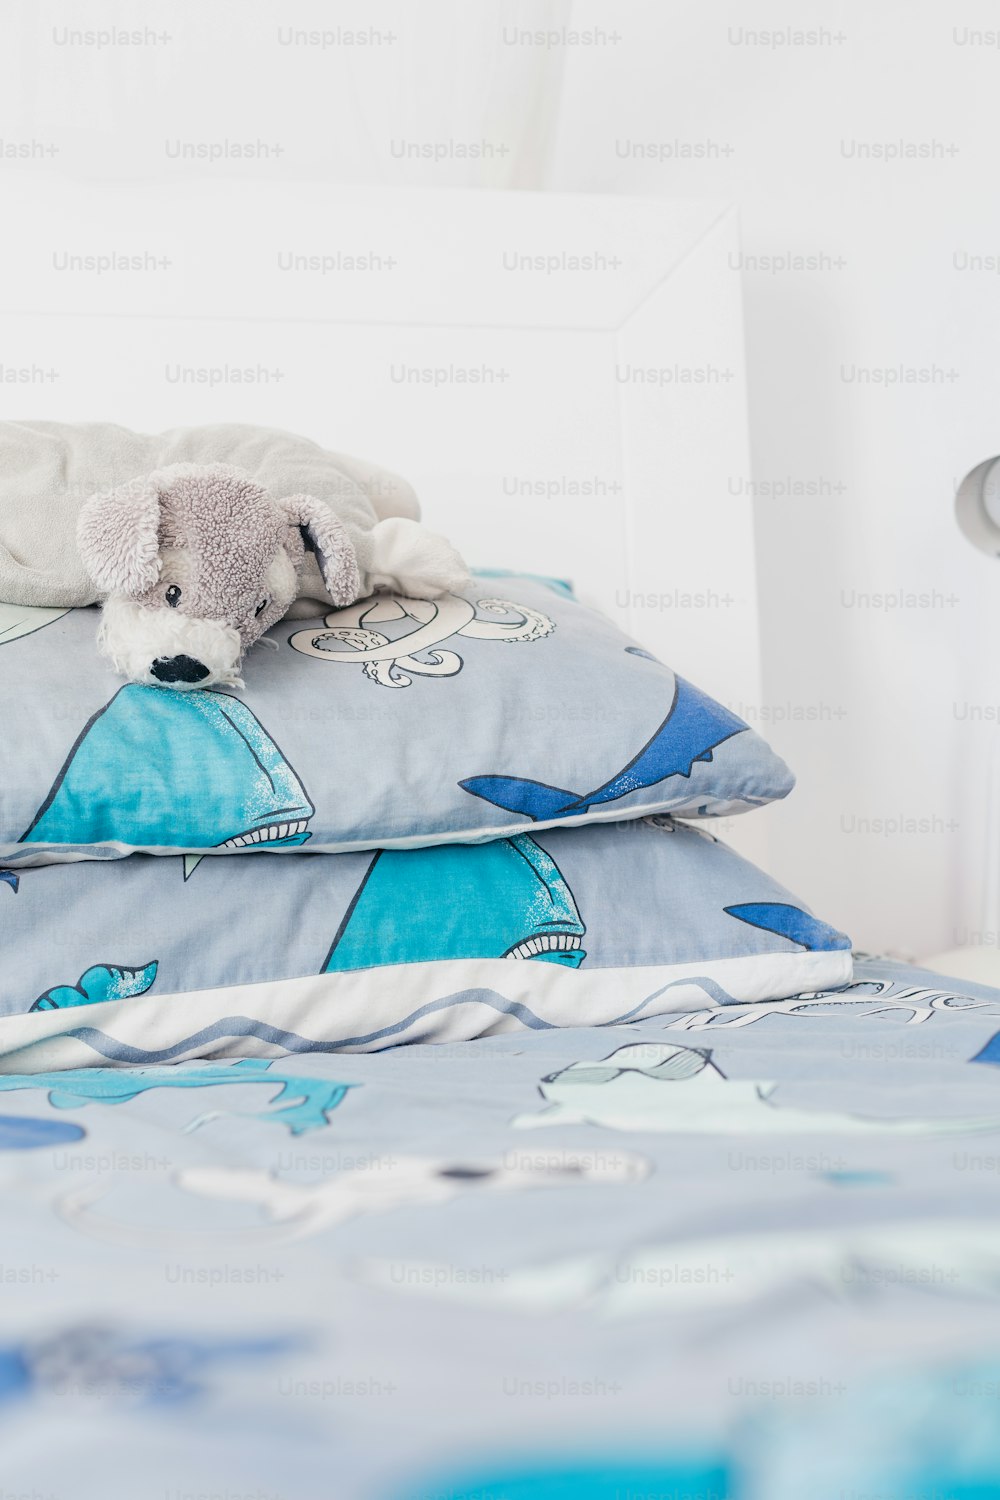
3,956 -> 1000,1500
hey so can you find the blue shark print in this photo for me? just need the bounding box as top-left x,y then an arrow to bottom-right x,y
324,834 -> 586,971
0,1325 -> 298,1408
30,961 -> 158,1012
459,676 -> 747,822
21,685 -> 313,852
0,871 -> 16,893
0,1115 -> 85,1149
971,1033 -> 1000,1067
724,902 -> 852,952
0,1058 -> 352,1135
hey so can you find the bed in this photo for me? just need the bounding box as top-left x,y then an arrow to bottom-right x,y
0,181 -> 992,1499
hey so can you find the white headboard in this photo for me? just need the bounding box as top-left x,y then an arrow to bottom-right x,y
0,176 -> 760,725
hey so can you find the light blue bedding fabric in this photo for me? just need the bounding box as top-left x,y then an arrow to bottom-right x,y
1,956 -> 1000,1498
0,819 -> 850,1052
0,575 -> 794,864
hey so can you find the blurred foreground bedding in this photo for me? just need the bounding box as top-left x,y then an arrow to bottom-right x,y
1,956 -> 1000,1498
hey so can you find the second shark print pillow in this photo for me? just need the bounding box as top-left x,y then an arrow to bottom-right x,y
0,819 -> 852,1057
0,574 -> 794,867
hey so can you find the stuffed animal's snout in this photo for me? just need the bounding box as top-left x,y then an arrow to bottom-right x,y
150,655 -> 210,685
97,597 -> 245,690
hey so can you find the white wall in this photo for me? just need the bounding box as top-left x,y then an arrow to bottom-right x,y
548,0 -> 1000,959
2,0 -> 993,957
0,0 -> 569,187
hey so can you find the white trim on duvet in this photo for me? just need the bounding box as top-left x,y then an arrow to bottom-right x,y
0,949 -> 854,1072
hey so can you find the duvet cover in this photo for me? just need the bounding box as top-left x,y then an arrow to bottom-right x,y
3,956 -> 1000,1500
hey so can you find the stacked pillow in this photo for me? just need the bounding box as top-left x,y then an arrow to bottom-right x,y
0,566 -> 851,1055
3,573 -> 792,862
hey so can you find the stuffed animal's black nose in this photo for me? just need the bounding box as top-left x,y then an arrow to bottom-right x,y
150,654 -> 210,684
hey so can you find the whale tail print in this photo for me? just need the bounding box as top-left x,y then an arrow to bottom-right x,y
460,675 -> 748,821
30,960 -> 159,1012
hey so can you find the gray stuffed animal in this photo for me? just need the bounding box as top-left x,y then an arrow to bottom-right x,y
77,461 -> 468,688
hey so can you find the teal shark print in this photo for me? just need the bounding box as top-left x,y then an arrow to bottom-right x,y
0,1058 -> 351,1135
324,834 -> 586,972
21,685 -> 313,852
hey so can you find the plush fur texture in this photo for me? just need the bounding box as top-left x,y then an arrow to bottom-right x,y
77,475 -> 162,596
97,596 -> 245,689
0,419 -> 427,610
79,463 -> 364,689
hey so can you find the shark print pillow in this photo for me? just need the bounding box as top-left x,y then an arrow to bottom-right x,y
0,819 -> 851,1056
0,574 -> 794,868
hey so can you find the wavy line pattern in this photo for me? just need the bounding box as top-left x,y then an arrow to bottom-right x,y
609,975 -> 741,1024
59,988 -> 556,1063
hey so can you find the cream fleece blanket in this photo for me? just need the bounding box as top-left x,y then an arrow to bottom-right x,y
0,421 -> 421,607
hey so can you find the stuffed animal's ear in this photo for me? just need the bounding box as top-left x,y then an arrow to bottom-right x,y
77,475 -> 162,595
279,494 -> 361,607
